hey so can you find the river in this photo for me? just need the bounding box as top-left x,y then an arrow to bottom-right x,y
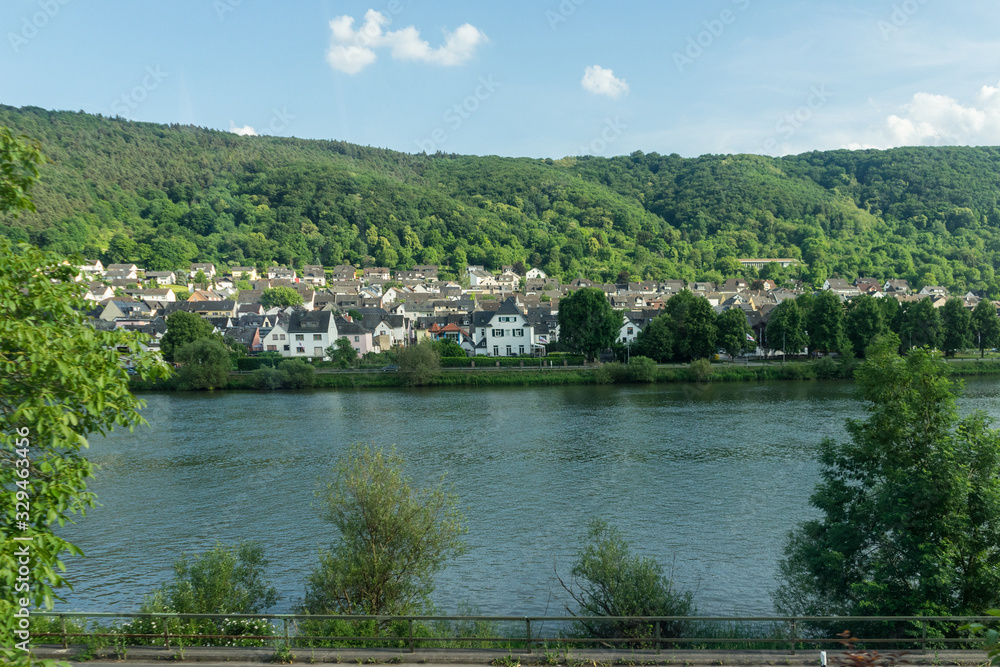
53,377 -> 1000,616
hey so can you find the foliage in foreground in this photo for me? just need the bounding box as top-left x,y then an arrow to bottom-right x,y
302,445 -> 467,618
0,130 -> 170,667
775,335 -> 1000,638
559,519 -> 695,644
133,541 -> 279,645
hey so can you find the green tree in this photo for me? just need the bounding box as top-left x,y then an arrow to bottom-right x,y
193,269 -> 209,288
0,128 -> 43,214
663,290 -> 716,362
1,133 -> 168,666
175,338 -> 232,390
939,297 -> 971,357
432,338 -> 466,358
558,519 -> 695,643
774,335 -> 1000,631
558,287 -> 623,360
716,307 -> 753,360
138,541 -> 278,645
971,300 -> 1000,358
277,358 -> 315,389
845,294 -> 886,358
160,310 -> 216,362
634,314 -> 674,363
900,297 -> 943,351
765,300 -> 808,357
303,445 -> 467,617
807,290 -> 847,355
260,286 -> 303,309
143,541 -> 277,615
395,339 -> 441,386
326,337 -> 359,368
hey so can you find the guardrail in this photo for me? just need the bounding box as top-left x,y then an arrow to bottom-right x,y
32,612 -> 999,654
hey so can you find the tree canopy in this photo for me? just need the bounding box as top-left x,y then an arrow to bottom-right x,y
0,129 -> 168,665
558,287 -> 623,360
303,445 -> 467,617
7,106 -> 1000,292
774,335 -> 1000,631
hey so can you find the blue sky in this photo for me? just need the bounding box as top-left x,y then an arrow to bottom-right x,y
2,0 -> 1000,158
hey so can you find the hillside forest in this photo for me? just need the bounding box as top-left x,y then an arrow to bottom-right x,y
2,105 -> 1000,294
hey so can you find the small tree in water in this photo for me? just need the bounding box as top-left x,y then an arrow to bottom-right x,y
559,519 -> 695,645
302,445 -> 467,618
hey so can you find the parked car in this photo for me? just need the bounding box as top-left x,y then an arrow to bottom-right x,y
382,364 -> 399,372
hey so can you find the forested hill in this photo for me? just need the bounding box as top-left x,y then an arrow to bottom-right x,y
3,104 -> 1000,293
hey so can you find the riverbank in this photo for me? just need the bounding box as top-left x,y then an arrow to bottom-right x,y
128,357 -> 1000,392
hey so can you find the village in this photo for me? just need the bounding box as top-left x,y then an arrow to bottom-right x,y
73,257 -> 986,362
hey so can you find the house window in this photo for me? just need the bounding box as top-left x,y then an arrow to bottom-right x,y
627,327 -> 634,335
295,334 -> 304,341
519,345 -> 525,355
506,345 -> 512,356
481,329 -> 486,338
267,345 -> 277,351
493,346 -> 499,356
283,345 -> 290,351
493,329 -> 504,337
314,347 -> 323,356
513,329 -> 523,337
313,334 -> 322,341
278,334 -> 285,340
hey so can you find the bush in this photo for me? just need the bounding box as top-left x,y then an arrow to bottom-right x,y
137,542 -> 279,645
175,338 -> 232,390
688,358 -> 712,382
252,366 -> 289,390
813,355 -> 840,379
278,359 -> 315,389
559,519 -> 695,645
594,362 -> 626,384
395,339 -> 441,386
627,356 -> 658,383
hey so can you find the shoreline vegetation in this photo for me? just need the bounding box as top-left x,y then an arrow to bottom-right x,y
128,355 -> 1000,392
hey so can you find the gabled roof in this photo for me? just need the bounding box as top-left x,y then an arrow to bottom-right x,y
287,310 -> 335,334
495,297 -> 523,316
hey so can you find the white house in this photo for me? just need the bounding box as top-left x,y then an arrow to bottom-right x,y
470,298 -> 535,357
618,315 -> 641,345
525,267 -> 547,280
262,311 -> 338,358
189,263 -> 217,279
145,271 -> 177,286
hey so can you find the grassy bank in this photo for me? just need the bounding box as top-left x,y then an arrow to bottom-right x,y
128,357 -> 1000,393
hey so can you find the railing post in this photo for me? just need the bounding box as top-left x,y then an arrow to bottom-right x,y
409,618 -> 414,653
60,614 -> 67,650
921,621 -> 927,654
163,615 -> 170,650
789,619 -> 797,655
284,617 -> 290,647
655,620 -> 661,654
525,617 -> 532,654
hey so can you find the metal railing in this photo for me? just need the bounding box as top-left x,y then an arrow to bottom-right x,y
31,612 -> 999,655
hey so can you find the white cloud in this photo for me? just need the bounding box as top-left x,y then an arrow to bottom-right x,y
325,10 -> 487,75
878,82 -> 1000,147
581,65 -> 629,99
229,121 -> 257,136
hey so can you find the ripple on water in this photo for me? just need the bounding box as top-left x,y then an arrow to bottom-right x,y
55,379 -> 1000,615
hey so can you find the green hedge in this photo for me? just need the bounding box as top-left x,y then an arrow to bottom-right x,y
236,357 -> 282,371
439,355 -> 585,367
